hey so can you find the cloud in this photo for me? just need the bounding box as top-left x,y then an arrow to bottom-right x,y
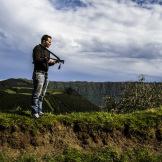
0,30 -> 7,39
0,0 -> 162,81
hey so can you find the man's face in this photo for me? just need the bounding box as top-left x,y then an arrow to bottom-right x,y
44,38 -> 52,48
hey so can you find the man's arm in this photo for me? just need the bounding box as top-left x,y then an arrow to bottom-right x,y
33,46 -> 48,63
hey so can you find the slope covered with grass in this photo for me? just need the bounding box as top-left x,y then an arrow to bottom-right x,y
0,87 -> 98,113
1,108 -> 162,162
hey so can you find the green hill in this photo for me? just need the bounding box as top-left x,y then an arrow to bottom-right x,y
0,87 -> 99,113
1,78 -> 162,109
0,78 -> 32,89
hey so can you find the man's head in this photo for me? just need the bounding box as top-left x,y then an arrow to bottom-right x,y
41,35 -> 52,48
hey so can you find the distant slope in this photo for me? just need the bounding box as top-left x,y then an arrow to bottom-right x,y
0,78 -> 121,106
0,78 -> 32,89
0,87 -> 98,113
0,78 -> 131,106
1,78 -> 162,108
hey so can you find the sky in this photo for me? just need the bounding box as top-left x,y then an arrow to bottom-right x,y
1,0 -> 162,82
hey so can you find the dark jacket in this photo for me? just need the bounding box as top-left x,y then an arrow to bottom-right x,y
32,44 -> 53,72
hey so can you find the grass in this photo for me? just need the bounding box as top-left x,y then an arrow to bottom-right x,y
0,107 -> 162,144
1,108 -> 162,161
1,107 -> 162,130
0,111 -> 58,129
1,146 -> 162,162
0,88 -> 98,113
58,107 -> 162,130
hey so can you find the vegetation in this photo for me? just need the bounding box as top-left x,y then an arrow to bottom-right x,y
1,107 -> 162,131
1,108 -> 162,161
1,146 -> 162,162
0,87 -> 98,113
1,78 -> 162,161
2,78 -> 162,108
104,82 -> 162,113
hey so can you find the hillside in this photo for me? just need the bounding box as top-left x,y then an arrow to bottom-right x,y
1,78 -> 162,161
1,108 -> 162,161
0,86 -> 98,113
1,78 -> 162,108
0,78 -> 32,89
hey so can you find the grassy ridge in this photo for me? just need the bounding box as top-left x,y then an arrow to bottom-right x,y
1,108 -> 162,161
1,107 -> 162,131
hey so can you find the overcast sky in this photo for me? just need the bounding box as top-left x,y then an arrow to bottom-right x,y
0,0 -> 162,82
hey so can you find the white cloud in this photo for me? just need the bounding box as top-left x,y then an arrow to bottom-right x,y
0,0 -> 162,81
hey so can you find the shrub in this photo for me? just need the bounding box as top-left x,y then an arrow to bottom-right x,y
104,82 -> 162,113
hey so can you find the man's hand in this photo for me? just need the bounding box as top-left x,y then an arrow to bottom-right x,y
48,59 -> 58,65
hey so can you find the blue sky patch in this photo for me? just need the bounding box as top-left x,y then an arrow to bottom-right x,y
49,0 -> 91,10
132,0 -> 162,5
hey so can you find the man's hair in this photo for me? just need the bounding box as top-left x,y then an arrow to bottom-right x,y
41,35 -> 52,43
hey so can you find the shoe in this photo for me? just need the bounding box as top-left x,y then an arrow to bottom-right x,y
39,112 -> 44,116
33,113 -> 39,118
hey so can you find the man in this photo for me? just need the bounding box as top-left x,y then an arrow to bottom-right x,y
31,34 -> 57,118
